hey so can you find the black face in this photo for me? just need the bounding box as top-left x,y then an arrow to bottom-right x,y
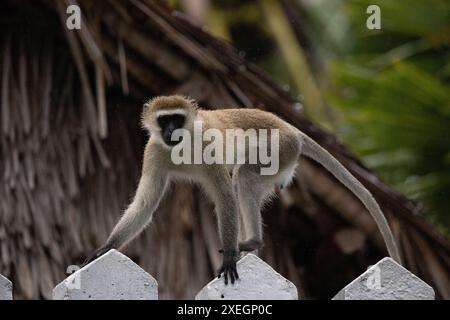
157,114 -> 186,146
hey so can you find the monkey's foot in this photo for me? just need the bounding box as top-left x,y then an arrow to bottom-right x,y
238,238 -> 263,252
218,239 -> 263,255
81,245 -> 112,268
217,251 -> 239,285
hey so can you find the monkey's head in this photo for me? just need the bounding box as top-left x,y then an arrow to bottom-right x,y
142,95 -> 198,147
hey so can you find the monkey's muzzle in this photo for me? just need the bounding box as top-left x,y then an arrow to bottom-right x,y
163,128 -> 183,146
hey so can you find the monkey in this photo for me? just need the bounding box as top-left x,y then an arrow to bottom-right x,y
83,95 -> 401,285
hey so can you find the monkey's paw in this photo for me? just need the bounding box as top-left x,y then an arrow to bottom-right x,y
81,245 -> 112,268
217,251 -> 239,285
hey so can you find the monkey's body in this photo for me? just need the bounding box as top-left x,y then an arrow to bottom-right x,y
141,108 -> 301,255
83,96 -> 401,285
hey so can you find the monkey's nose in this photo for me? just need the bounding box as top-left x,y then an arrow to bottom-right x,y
163,129 -> 182,146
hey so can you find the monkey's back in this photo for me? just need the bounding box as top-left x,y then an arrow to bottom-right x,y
200,108 -> 294,132
199,108 -> 301,171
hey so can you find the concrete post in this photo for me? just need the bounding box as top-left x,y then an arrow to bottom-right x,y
53,249 -> 158,300
0,274 -> 13,300
333,257 -> 435,300
196,254 -> 298,300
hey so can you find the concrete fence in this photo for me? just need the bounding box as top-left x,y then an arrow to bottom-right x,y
0,250 -> 435,300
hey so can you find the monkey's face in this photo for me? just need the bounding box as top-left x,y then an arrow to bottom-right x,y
142,95 -> 198,147
156,113 -> 186,146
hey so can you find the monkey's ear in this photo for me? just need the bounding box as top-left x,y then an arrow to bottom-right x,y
141,102 -> 153,130
142,100 -> 153,114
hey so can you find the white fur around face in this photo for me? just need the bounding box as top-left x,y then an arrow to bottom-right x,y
155,109 -> 187,117
148,109 -> 191,150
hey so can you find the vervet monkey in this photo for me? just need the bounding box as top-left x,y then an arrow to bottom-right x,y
83,95 -> 401,284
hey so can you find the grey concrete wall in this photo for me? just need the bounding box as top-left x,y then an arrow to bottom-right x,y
2,252 -> 436,300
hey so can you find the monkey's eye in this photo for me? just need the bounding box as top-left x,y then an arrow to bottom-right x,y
157,115 -> 170,128
172,114 -> 186,128
157,114 -> 185,129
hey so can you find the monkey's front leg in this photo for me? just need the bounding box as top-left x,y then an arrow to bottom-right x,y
206,166 -> 240,285
82,173 -> 168,267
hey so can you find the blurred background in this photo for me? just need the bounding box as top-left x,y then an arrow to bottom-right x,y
0,0 -> 449,299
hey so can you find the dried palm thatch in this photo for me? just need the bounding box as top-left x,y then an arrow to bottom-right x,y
0,0 -> 448,299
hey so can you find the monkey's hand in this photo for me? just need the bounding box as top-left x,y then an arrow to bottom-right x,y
217,250 -> 239,285
81,245 -> 112,268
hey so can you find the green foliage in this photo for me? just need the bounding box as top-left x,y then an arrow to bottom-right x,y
329,62 -> 450,230
325,0 -> 450,232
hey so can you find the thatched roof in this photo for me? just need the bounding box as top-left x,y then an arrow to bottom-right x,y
0,0 -> 448,299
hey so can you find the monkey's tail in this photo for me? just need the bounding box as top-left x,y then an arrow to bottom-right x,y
300,134 -> 402,264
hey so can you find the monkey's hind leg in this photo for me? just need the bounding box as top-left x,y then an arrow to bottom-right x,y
235,166 -> 272,253
232,166 -> 247,244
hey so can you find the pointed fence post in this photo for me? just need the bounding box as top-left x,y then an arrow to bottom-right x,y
333,257 -> 435,300
0,274 -> 13,300
196,254 -> 298,300
53,249 -> 158,300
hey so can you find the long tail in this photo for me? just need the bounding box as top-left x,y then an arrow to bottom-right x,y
300,133 -> 402,264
